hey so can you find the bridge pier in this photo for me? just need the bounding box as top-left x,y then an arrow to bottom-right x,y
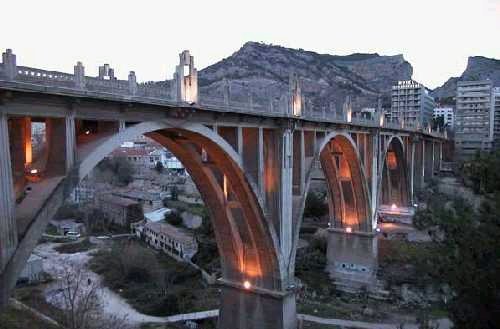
218,283 -> 296,329
326,228 -> 377,292
0,112 -> 17,307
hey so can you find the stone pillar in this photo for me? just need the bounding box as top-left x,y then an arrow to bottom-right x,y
326,228 -> 378,291
421,140 -> 425,188
431,142 -> 435,177
0,111 -> 17,278
370,132 -> 378,228
258,127 -> 264,197
65,114 -> 76,172
2,49 -> 17,80
118,120 -> 126,132
128,71 -> 137,95
74,61 -> 85,89
237,126 -> 243,156
280,128 -> 293,275
218,285 -> 296,329
173,50 -> 198,104
410,141 -> 416,204
299,130 -> 305,194
45,118 -> 68,177
9,117 -> 28,198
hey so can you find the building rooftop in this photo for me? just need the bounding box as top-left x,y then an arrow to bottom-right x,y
144,221 -> 196,245
100,194 -> 140,207
145,207 -> 172,222
113,189 -> 162,202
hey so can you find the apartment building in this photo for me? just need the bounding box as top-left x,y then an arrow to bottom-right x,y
454,80 -> 495,160
390,80 -> 436,127
433,107 -> 454,128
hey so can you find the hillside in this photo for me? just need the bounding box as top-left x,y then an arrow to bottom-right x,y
195,42 -> 413,111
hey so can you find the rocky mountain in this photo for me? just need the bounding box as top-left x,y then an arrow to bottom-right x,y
196,42 -> 413,112
432,56 -> 500,100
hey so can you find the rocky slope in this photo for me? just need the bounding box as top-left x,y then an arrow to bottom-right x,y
196,42 -> 413,112
432,56 -> 500,100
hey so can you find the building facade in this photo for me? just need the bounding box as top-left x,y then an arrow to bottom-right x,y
390,80 -> 436,127
433,107 -> 454,128
98,194 -> 144,227
455,80 -> 495,160
493,87 -> 500,149
142,221 -> 198,260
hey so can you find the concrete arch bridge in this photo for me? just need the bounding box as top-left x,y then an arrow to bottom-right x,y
0,49 -> 445,329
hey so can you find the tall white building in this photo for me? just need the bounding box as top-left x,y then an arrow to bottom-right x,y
390,80 -> 436,127
493,87 -> 500,149
433,107 -> 454,128
455,80 -> 495,160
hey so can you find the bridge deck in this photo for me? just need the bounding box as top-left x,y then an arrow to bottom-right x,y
16,175 -> 65,239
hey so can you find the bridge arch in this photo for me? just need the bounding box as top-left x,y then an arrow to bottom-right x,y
317,132 -> 372,232
77,121 -> 283,290
377,135 -> 410,209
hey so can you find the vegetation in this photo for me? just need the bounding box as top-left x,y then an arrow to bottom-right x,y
0,304 -> 60,329
54,238 -> 93,254
461,150 -> 500,194
154,161 -> 164,173
304,191 -> 328,220
164,211 -> 183,226
412,151 -> 500,329
89,240 -> 219,316
164,199 -> 207,218
53,203 -> 85,221
192,217 -> 220,274
97,157 -> 135,186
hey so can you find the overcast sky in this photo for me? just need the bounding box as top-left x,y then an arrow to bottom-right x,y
2,0 -> 499,89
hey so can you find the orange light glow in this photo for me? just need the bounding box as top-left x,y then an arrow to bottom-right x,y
387,151 -> 397,170
391,203 -> 397,210
243,280 -> 251,289
85,130 -> 90,135
30,169 -> 38,174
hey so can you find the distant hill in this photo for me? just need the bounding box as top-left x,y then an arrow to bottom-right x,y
432,56 -> 500,100
193,42 -> 413,111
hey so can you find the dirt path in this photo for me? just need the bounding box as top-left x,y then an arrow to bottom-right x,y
34,242 -> 171,324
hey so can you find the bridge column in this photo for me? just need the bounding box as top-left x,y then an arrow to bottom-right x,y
280,128 -> 293,271
421,140 -> 425,187
65,114 -> 76,172
410,140 -> 416,204
0,111 -> 17,306
218,285 -> 296,329
370,132 -> 378,228
327,228 -> 377,292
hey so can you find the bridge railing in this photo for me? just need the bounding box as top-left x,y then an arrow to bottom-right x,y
0,50 -> 446,139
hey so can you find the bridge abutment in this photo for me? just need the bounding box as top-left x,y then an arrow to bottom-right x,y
218,283 -> 297,329
326,228 -> 377,292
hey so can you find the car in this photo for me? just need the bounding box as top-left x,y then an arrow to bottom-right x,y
65,231 -> 81,240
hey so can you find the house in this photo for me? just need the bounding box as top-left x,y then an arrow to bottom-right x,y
143,221 -> 198,260
49,219 -> 86,236
98,194 -> 143,227
112,189 -> 163,213
18,254 -> 43,283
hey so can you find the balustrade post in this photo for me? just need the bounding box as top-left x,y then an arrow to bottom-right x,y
74,61 -> 85,89
2,49 -> 17,80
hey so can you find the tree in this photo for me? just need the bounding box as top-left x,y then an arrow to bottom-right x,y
416,191 -> 500,328
431,116 -> 445,130
154,161 -> 164,174
56,265 -> 130,329
165,211 -> 183,226
304,191 -> 328,220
